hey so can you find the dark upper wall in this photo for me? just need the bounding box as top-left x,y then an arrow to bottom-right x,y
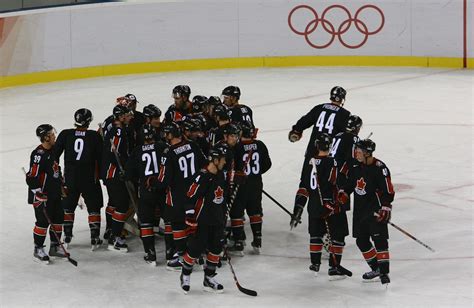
0,0 -> 118,13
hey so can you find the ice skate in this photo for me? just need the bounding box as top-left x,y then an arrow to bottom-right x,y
203,273 -> 224,293
180,273 -> 191,294
33,246 -> 50,264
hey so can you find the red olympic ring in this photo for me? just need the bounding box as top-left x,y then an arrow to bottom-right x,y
288,4 -> 385,49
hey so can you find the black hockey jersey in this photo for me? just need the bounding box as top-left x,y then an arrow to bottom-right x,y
341,158 -> 395,221
300,156 -> 338,217
101,125 -> 129,180
292,103 -> 350,158
54,128 -> 102,184
158,140 -> 206,209
229,104 -> 254,126
186,169 -> 227,225
26,145 -> 63,203
234,139 -> 272,179
125,141 -> 167,191
164,104 -> 193,124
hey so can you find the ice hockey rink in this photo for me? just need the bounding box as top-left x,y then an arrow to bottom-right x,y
0,66 -> 472,307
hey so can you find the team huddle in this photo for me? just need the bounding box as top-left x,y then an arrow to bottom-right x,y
25,84 -> 395,294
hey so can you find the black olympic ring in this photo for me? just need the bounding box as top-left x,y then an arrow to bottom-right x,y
288,4 -> 385,49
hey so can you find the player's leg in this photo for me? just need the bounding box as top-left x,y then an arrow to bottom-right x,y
106,179 -> 130,252
61,190 -> 79,246
180,226 -> 207,293
355,218 -> 379,281
32,207 -> 50,263
308,214 -> 325,275
371,220 -> 390,285
203,225 -> 224,293
138,191 -> 157,265
47,198 -> 67,258
228,189 -> 245,255
247,180 -> 263,253
82,182 -> 104,249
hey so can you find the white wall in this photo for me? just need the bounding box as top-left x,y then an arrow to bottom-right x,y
0,0 -> 472,76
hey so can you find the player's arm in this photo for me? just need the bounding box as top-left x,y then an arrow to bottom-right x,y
259,141 -> 272,175
53,130 -> 66,161
124,147 -> 139,183
375,163 -> 395,222
289,106 -> 320,142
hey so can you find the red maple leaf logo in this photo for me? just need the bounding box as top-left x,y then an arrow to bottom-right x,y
356,178 -> 366,190
213,186 -> 224,204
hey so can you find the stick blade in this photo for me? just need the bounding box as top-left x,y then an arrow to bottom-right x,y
237,283 -> 257,296
68,257 -> 78,267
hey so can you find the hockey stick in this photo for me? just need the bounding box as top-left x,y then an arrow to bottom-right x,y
22,167 -> 78,266
222,152 -> 258,297
42,207 -> 78,267
373,213 -> 435,252
262,189 -> 294,218
311,159 -> 352,276
110,140 -> 139,213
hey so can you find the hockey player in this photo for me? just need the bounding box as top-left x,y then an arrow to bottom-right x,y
331,114 -> 363,211
122,93 -> 145,149
182,117 -> 210,156
142,104 -> 162,144
164,85 -> 193,124
221,86 -> 254,126
26,124 -> 67,263
337,139 -> 395,285
101,105 -> 133,252
125,124 -> 168,265
180,144 -> 229,294
290,134 -> 351,279
54,109 -> 104,250
207,104 -> 231,146
152,122 -> 206,270
230,122 -> 272,254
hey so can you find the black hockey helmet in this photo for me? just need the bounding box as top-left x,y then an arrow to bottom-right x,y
204,96 -> 222,107
346,115 -> 363,132
330,86 -> 346,103
222,86 -> 241,99
193,114 -> 208,131
172,85 -> 191,98
222,123 -> 241,136
161,122 -> 182,138
192,95 -> 208,113
315,133 -> 332,152
36,124 -> 55,141
355,139 -> 376,154
143,104 -> 162,118
113,105 -> 132,119
213,105 -> 230,121
125,93 -> 138,104
74,108 -> 93,127
208,143 -> 228,161
142,123 -> 156,141
181,117 -> 203,133
240,122 -> 255,139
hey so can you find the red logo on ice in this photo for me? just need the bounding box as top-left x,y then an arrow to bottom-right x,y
355,177 -> 367,195
213,186 -> 224,204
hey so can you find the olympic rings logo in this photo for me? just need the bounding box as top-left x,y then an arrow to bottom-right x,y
288,4 -> 385,49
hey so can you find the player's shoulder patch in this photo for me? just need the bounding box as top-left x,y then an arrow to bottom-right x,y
375,159 -> 385,168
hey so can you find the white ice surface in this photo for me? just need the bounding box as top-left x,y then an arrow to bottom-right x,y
0,67 -> 473,307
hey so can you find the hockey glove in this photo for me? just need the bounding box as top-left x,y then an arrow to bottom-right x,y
233,171 -> 247,185
376,205 -> 391,223
61,185 -> 68,199
321,201 -> 339,219
33,191 -> 48,209
144,175 -> 159,191
288,130 -> 302,143
290,204 -> 304,229
337,190 -> 349,205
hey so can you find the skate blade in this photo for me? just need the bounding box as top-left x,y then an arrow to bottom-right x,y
166,266 -> 182,272
203,286 -> 224,294
146,260 -> 158,267
107,245 -> 128,253
33,257 -> 50,265
228,251 -> 244,257
362,277 -> 381,283
329,275 -> 347,281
